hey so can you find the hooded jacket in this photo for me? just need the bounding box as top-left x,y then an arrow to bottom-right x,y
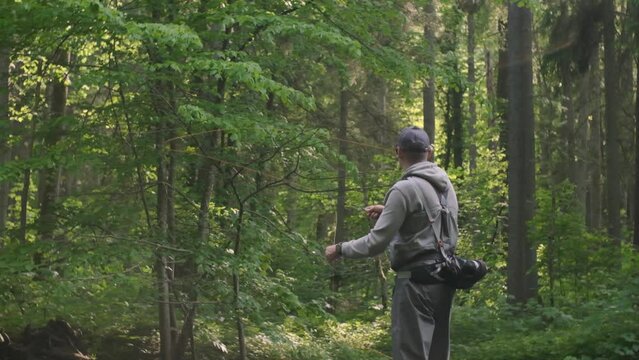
341,161 -> 458,271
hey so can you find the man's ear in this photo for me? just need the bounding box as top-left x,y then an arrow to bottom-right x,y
396,147 -> 404,160
426,146 -> 434,161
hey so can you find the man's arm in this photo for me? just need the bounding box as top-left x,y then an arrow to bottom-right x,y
335,187 -> 408,259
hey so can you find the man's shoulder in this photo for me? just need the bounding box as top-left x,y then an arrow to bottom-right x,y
391,177 -> 433,197
391,179 -> 413,193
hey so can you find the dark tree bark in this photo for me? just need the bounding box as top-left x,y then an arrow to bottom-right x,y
506,2 -> 537,303
496,20 -> 509,154
361,89 -> 388,311
18,62 -> 43,245
467,10 -> 477,171
632,56 -> 639,250
155,117 -> 172,360
603,0 -> 622,243
444,75 -> 464,170
0,38 -> 9,240
558,70 -> 575,185
38,50 -> 70,241
634,58 -> 639,249
574,65 -> 592,217
460,1 -> 481,170
316,213 -> 332,242
233,207 -> 247,360
332,88 -> 349,295
633,1 -> 639,250
423,0 -> 437,145
147,3 -> 175,358
587,49 -> 603,230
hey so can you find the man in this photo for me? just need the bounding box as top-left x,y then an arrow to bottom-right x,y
325,126 -> 458,360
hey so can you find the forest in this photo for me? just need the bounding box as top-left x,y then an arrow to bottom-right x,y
0,0 -> 638,359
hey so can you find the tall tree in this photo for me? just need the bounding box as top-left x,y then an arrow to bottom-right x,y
632,0 -> 639,250
332,87 -> 349,295
460,0 -> 482,171
441,9 -> 465,170
38,50 -> 70,241
588,49 -> 604,230
603,0 -> 622,243
506,1 -> 537,303
423,0 -> 437,144
0,31 -> 9,239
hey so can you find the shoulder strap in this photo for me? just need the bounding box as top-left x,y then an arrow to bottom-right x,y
405,176 -> 451,251
405,175 -> 449,211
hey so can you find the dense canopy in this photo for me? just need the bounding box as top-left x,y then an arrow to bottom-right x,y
0,1 -> 638,359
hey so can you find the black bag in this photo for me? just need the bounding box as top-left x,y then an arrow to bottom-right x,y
408,252 -> 488,289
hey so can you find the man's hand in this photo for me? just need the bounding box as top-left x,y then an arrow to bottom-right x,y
325,244 -> 340,262
364,205 -> 384,220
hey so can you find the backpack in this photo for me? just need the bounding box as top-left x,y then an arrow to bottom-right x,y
407,176 -> 488,290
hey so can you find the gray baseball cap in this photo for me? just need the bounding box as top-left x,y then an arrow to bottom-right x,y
396,126 -> 431,152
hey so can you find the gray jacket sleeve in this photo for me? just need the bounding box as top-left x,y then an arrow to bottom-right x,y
340,187 -> 408,258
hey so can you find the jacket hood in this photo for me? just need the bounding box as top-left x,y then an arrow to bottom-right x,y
401,161 -> 450,192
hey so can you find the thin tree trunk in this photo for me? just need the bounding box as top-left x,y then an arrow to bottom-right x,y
486,48 -> 495,102
574,69 -> 591,216
156,121 -> 173,360
151,54 -> 174,360
167,129 -> 178,351
506,2 -> 537,303
619,34 -> 635,232
603,0 -> 622,243
558,70 -> 576,185
316,213 -> 332,243
588,49 -> 603,230
467,9 -> 477,171
333,88 -> 349,295
423,0 -> 437,145
634,57 -> 639,249
633,2 -> 639,250
38,50 -> 69,241
497,23 -> 509,154
233,208 -> 247,360
0,38 -> 9,239
451,77 -> 464,169
147,3 -> 180,356
18,63 -> 43,245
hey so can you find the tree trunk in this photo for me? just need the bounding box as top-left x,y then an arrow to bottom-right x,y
634,57 -> 639,249
506,2 -> 537,303
633,2 -> 639,250
332,88 -> 349,295
574,69 -> 591,217
0,38 -> 9,240
156,121 -> 173,360
486,48 -> 495,102
558,71 -> 575,184
150,48 -> 174,360
603,0 -> 622,243
496,23 -> 509,154
423,0 -> 437,145
587,49 -> 603,230
18,62 -> 43,245
443,76 -> 464,170
453,86 -> 464,169
316,213 -> 332,243
38,50 -> 69,241
467,10 -> 477,171
233,208 -> 247,360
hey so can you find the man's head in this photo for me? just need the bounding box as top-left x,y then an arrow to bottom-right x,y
395,126 -> 433,168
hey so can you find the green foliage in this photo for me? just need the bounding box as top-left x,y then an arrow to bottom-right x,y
451,276 -> 639,360
0,1 -> 638,360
